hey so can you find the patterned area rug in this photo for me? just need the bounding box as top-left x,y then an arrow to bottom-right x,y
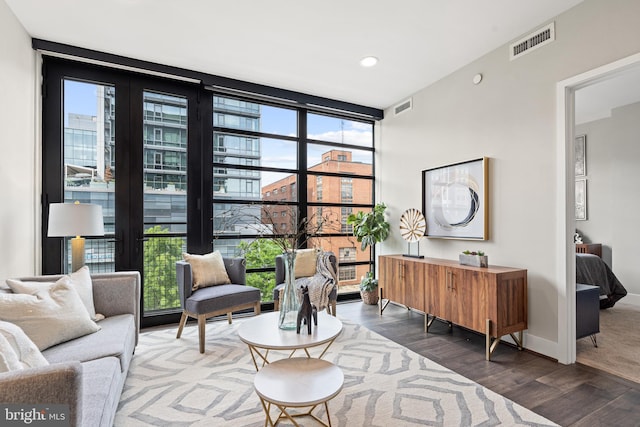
116,317 -> 558,426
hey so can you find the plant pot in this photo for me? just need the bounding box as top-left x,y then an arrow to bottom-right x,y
360,289 -> 379,305
459,254 -> 488,268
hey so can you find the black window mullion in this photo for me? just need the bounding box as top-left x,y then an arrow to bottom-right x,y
197,89 -> 213,254
41,59 -> 64,274
298,109 -> 308,249
121,80 -> 144,272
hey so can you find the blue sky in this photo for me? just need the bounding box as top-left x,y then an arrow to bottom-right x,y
64,80 -> 98,126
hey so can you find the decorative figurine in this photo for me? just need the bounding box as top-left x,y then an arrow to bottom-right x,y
296,285 -> 317,334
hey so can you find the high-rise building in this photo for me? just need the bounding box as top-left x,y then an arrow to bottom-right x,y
62,88 -> 263,268
212,96 -> 263,257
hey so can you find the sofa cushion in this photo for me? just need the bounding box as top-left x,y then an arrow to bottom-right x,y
6,266 -> 102,321
0,280 -> 100,351
43,314 -> 136,374
0,321 -> 49,372
81,356 -> 122,427
183,250 -> 231,290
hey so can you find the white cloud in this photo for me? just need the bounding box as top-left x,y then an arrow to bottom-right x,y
308,129 -> 373,146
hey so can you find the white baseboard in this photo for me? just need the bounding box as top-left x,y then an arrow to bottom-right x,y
619,292 -> 640,307
502,332 -> 558,361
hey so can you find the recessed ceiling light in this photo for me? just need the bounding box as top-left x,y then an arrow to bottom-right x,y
360,56 -> 378,67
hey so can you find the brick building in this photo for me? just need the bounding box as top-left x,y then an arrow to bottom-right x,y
262,149 -> 373,290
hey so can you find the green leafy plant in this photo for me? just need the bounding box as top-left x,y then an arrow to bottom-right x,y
462,250 -> 485,256
359,271 -> 378,292
347,203 -> 390,251
143,225 -> 184,311
347,203 -> 390,293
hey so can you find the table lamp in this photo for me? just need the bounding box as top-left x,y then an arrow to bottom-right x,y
48,202 -> 105,272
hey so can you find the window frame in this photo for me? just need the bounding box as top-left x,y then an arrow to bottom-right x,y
40,48 -> 379,325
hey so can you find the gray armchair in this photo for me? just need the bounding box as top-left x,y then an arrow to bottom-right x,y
176,257 -> 261,353
273,252 -> 338,316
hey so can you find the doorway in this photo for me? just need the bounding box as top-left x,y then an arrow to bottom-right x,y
557,52 -> 640,365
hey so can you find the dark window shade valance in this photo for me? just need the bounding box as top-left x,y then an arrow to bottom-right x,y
32,38 -> 383,120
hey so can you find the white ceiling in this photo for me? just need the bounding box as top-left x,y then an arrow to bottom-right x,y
575,66 -> 640,125
6,0 -> 584,110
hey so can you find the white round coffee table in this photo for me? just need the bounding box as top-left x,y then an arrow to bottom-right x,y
238,311 -> 342,370
254,357 -> 344,427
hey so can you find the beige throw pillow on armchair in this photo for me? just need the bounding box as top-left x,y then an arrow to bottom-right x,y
293,248 -> 320,278
183,250 -> 231,291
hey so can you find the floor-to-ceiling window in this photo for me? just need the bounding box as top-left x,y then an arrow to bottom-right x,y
41,51 -> 378,327
211,94 -> 375,301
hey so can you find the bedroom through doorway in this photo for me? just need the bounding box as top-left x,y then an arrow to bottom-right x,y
570,62 -> 640,382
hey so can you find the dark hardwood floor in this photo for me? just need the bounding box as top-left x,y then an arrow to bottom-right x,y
336,300 -> 640,427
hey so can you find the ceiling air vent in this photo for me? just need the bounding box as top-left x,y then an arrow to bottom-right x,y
510,22 -> 555,60
394,98 -> 412,116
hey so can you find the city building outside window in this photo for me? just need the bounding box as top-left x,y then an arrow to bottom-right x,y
49,71 -> 375,318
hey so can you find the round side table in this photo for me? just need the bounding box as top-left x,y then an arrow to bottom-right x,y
254,357 -> 344,427
238,311 -> 342,370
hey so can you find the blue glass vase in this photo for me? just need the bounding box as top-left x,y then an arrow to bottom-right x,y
278,251 -> 300,330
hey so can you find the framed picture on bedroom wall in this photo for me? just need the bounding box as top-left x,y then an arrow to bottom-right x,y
575,178 -> 587,221
575,134 -> 586,177
422,157 -> 489,240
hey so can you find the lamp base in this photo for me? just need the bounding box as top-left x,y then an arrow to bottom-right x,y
70,237 -> 86,272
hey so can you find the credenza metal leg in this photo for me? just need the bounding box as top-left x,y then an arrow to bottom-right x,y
486,320 -> 525,360
485,319 -> 501,361
378,287 -> 390,315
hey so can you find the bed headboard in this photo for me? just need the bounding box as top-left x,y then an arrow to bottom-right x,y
575,243 -> 602,258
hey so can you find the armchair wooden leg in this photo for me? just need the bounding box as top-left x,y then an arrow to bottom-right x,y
198,314 -> 206,354
227,312 -> 233,324
331,300 -> 337,317
176,312 -> 188,339
254,301 -> 261,316
274,299 -> 280,311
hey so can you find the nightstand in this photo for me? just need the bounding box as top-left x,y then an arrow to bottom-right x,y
576,283 -> 599,347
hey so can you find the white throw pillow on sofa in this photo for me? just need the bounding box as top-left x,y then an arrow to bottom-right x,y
0,278 -> 100,351
0,321 -> 48,372
6,266 -> 102,321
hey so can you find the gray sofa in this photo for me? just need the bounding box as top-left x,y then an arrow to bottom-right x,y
0,271 -> 140,427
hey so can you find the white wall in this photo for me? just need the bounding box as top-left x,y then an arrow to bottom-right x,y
378,0 -> 640,359
576,101 -> 640,300
0,0 -> 37,280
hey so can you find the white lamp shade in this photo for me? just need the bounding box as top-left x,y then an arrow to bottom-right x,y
48,203 -> 105,237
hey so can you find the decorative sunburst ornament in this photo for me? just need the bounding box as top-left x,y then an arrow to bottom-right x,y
399,208 -> 426,258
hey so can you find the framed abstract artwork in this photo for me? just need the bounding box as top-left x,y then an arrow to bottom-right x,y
422,157 -> 489,240
575,178 -> 587,221
575,135 -> 586,177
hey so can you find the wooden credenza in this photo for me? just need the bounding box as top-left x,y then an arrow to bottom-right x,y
378,255 -> 528,360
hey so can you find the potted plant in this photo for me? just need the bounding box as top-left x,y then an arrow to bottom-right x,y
359,272 -> 379,305
347,203 -> 390,304
459,250 -> 488,268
